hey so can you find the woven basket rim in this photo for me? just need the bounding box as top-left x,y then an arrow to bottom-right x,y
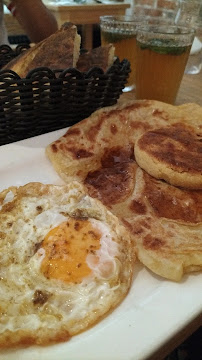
0,45 -> 131,146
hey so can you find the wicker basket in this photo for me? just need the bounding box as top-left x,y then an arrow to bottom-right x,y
0,44 -> 130,146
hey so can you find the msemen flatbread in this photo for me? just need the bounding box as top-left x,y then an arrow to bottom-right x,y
135,123 -> 202,189
46,100 -> 202,281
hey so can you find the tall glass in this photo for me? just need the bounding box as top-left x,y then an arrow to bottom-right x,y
100,15 -> 143,92
174,0 -> 202,74
135,24 -> 195,104
174,0 -> 201,27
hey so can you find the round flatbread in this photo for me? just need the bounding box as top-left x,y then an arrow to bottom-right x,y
134,123 -> 202,189
46,100 -> 202,281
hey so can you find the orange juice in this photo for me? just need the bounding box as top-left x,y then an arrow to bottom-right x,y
101,30 -> 137,90
135,39 -> 191,104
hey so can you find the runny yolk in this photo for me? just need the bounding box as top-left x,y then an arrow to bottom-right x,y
40,218 -> 101,284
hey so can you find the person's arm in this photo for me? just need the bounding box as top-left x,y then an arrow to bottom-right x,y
7,0 -> 58,43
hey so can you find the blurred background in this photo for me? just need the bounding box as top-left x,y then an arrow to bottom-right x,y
3,0 -> 202,47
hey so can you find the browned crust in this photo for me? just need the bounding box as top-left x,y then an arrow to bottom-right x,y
76,44 -> 115,72
3,22 -> 81,78
0,328 -> 71,348
135,123 -> 202,189
45,100 -> 202,282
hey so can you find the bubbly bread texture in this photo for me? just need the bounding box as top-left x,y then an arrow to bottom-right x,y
3,22 -> 81,78
45,100 -> 202,184
46,100 -> 202,281
134,123 -> 202,189
0,182 -> 134,348
76,44 -> 115,72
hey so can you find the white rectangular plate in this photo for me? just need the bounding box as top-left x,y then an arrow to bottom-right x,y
0,130 -> 202,360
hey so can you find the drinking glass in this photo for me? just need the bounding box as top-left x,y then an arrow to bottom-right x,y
174,0 -> 201,27
185,36 -> 202,74
100,15 -> 143,92
135,24 -> 195,104
175,0 -> 202,74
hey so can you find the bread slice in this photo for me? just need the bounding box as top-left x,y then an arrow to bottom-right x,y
3,22 -> 81,78
76,44 -> 115,72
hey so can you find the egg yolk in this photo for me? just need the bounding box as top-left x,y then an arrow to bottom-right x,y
40,218 -> 101,283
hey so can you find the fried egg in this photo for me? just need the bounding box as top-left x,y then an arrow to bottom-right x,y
0,181 -> 134,348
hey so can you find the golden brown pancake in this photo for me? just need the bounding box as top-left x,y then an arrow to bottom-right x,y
46,100 -> 202,281
135,123 -> 202,189
3,23 -> 81,78
45,100 -> 181,183
85,154 -> 202,281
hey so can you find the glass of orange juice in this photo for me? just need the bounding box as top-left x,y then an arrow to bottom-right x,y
100,15 -> 143,92
135,24 -> 195,104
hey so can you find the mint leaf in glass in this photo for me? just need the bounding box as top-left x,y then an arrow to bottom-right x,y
137,38 -> 188,55
102,31 -> 134,43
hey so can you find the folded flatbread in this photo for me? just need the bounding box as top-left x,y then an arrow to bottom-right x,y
76,44 -> 115,72
3,22 -> 81,78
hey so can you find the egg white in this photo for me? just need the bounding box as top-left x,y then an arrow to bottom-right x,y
0,182 -> 133,347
